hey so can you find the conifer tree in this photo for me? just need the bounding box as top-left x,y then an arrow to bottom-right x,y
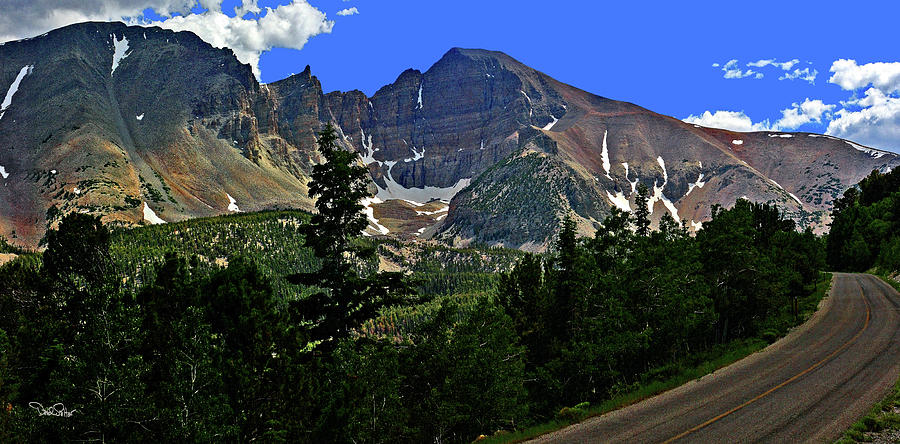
634,183 -> 651,237
288,124 -> 412,350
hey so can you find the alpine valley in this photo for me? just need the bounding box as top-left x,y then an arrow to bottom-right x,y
1,22 -> 897,250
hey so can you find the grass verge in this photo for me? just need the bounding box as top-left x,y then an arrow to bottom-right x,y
478,272 -> 833,444
836,271 -> 900,443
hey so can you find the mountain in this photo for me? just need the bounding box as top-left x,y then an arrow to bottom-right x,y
1,22 -> 897,249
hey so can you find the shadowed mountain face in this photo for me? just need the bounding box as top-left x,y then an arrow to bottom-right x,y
1,23 -> 897,249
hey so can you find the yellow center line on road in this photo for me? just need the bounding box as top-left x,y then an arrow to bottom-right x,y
662,278 -> 872,443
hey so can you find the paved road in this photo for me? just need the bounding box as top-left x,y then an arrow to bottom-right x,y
530,273 -> 900,443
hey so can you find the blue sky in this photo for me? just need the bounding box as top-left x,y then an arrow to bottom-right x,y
5,0 -> 900,151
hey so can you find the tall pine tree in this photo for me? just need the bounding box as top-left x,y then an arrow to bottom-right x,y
288,124 -> 412,350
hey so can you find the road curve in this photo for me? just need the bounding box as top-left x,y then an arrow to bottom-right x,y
529,273 -> 900,443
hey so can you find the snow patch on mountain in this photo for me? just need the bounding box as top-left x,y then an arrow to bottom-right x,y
686,163 -> 706,196
415,83 -> 423,110
384,161 -> 398,182
686,173 -> 706,196
110,34 -> 130,76
404,146 -> 425,162
732,139 -> 743,145
0,65 -> 33,121
648,157 -> 680,222
359,128 -> 378,165
601,131 -> 612,180
226,193 -> 240,212
0,166 -> 8,179
519,90 -> 531,103
143,202 -> 166,225
606,190 -> 631,212
543,115 -> 558,131
361,196 -> 389,235
846,140 -> 888,159
623,162 -> 638,194
657,156 -> 668,182
416,206 -> 449,216
520,90 -> 533,117
376,176 -> 471,203
136,114 -> 144,120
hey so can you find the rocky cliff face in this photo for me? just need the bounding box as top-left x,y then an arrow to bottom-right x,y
1,22 -> 896,249
0,22 -> 318,246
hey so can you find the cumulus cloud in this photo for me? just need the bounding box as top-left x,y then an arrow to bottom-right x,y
683,99 -> 835,133
823,59 -> 900,151
771,99 -> 835,130
0,1 -> 334,80
234,0 -> 262,16
779,67 -> 818,84
336,7 -> 358,16
829,59 -> 900,94
683,110 -> 770,132
144,2 -> 333,78
0,0 -> 198,42
826,88 -> 900,151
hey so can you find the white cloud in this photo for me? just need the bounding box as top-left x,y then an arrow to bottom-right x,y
771,99 -> 835,131
144,2 -> 333,79
721,59 -> 759,79
827,88 -> 900,151
715,58 -> 813,82
748,58 -> 799,71
683,110 -> 770,132
0,1 -> 334,80
336,7 -> 358,16
778,67 -> 818,84
234,0 -> 261,16
829,59 -> 900,94
0,1 -> 198,42
684,99 -> 835,133
824,59 -> 900,151
747,59 -> 773,68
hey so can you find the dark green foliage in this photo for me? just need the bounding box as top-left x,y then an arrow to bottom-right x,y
827,168 -> 900,272
42,212 -> 115,294
633,183 -> 651,237
299,124 -> 371,261
497,199 -> 824,420
0,235 -> 22,254
289,124 -> 414,350
317,297 -> 526,443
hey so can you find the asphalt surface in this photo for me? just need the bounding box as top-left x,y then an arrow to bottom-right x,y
530,273 -> 900,443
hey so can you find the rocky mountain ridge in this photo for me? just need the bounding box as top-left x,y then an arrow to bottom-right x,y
0,22 -> 897,249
